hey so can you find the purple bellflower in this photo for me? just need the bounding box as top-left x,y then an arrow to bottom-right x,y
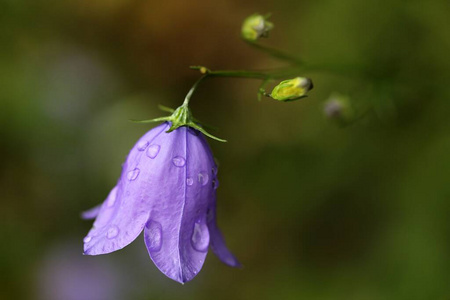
82,121 -> 240,283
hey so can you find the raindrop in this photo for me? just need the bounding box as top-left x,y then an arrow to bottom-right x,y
127,168 -> 140,181
191,221 -> 209,252
137,140 -> 149,151
212,178 -> 220,190
146,220 -> 162,252
198,172 -> 209,186
172,156 -> 186,167
186,177 -> 194,186
212,167 -> 218,175
83,236 -> 92,243
106,226 -> 119,239
146,144 -> 161,159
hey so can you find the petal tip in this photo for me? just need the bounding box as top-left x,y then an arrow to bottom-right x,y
80,204 -> 102,220
225,256 -> 242,268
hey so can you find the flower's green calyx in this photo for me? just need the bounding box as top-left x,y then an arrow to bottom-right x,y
241,14 -> 274,42
271,77 -> 314,101
130,104 -> 226,143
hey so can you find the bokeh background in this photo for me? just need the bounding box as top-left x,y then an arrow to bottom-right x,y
1,0 -> 450,299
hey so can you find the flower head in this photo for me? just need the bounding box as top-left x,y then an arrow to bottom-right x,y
82,122 -> 240,283
241,14 -> 274,42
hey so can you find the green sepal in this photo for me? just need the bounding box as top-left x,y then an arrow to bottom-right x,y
279,95 -> 308,102
129,116 -> 171,123
131,104 -> 226,142
158,104 -> 217,131
188,122 -> 227,143
158,104 -> 175,114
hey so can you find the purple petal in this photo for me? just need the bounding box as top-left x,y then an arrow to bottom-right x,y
81,204 -> 102,220
83,123 -> 169,255
197,132 -> 240,267
207,202 -> 241,267
144,127 -> 214,283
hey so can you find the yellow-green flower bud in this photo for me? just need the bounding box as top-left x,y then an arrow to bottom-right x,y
241,14 -> 274,41
271,77 -> 313,101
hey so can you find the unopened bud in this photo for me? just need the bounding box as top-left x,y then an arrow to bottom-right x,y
323,94 -> 354,122
271,77 -> 313,101
241,14 -> 274,41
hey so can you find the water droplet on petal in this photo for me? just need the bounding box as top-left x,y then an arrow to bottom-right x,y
106,226 -> 119,239
191,221 -> 209,252
146,220 -> 162,252
172,156 -> 186,167
83,236 -> 92,243
146,144 -> 160,159
212,167 -> 218,175
186,177 -> 194,186
127,168 -> 140,181
198,172 -> 209,186
212,178 -> 220,190
137,140 -> 149,151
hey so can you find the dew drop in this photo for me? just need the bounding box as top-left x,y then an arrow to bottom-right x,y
191,221 -> 209,252
198,172 -> 209,186
172,156 -> 186,167
146,144 -> 161,159
186,177 -> 194,186
127,168 -> 140,181
106,226 -> 119,239
212,178 -> 220,190
137,140 -> 149,151
212,167 -> 218,175
83,236 -> 92,243
145,220 -> 162,252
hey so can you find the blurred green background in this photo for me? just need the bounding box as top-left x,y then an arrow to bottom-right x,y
1,0 -> 450,299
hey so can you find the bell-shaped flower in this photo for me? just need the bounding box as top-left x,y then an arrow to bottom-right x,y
82,119 -> 240,283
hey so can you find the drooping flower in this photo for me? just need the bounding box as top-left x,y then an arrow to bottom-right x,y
82,121 -> 240,283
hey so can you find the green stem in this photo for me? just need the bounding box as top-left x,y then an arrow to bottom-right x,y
182,74 -> 208,106
191,65 -> 296,80
208,70 -> 269,79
